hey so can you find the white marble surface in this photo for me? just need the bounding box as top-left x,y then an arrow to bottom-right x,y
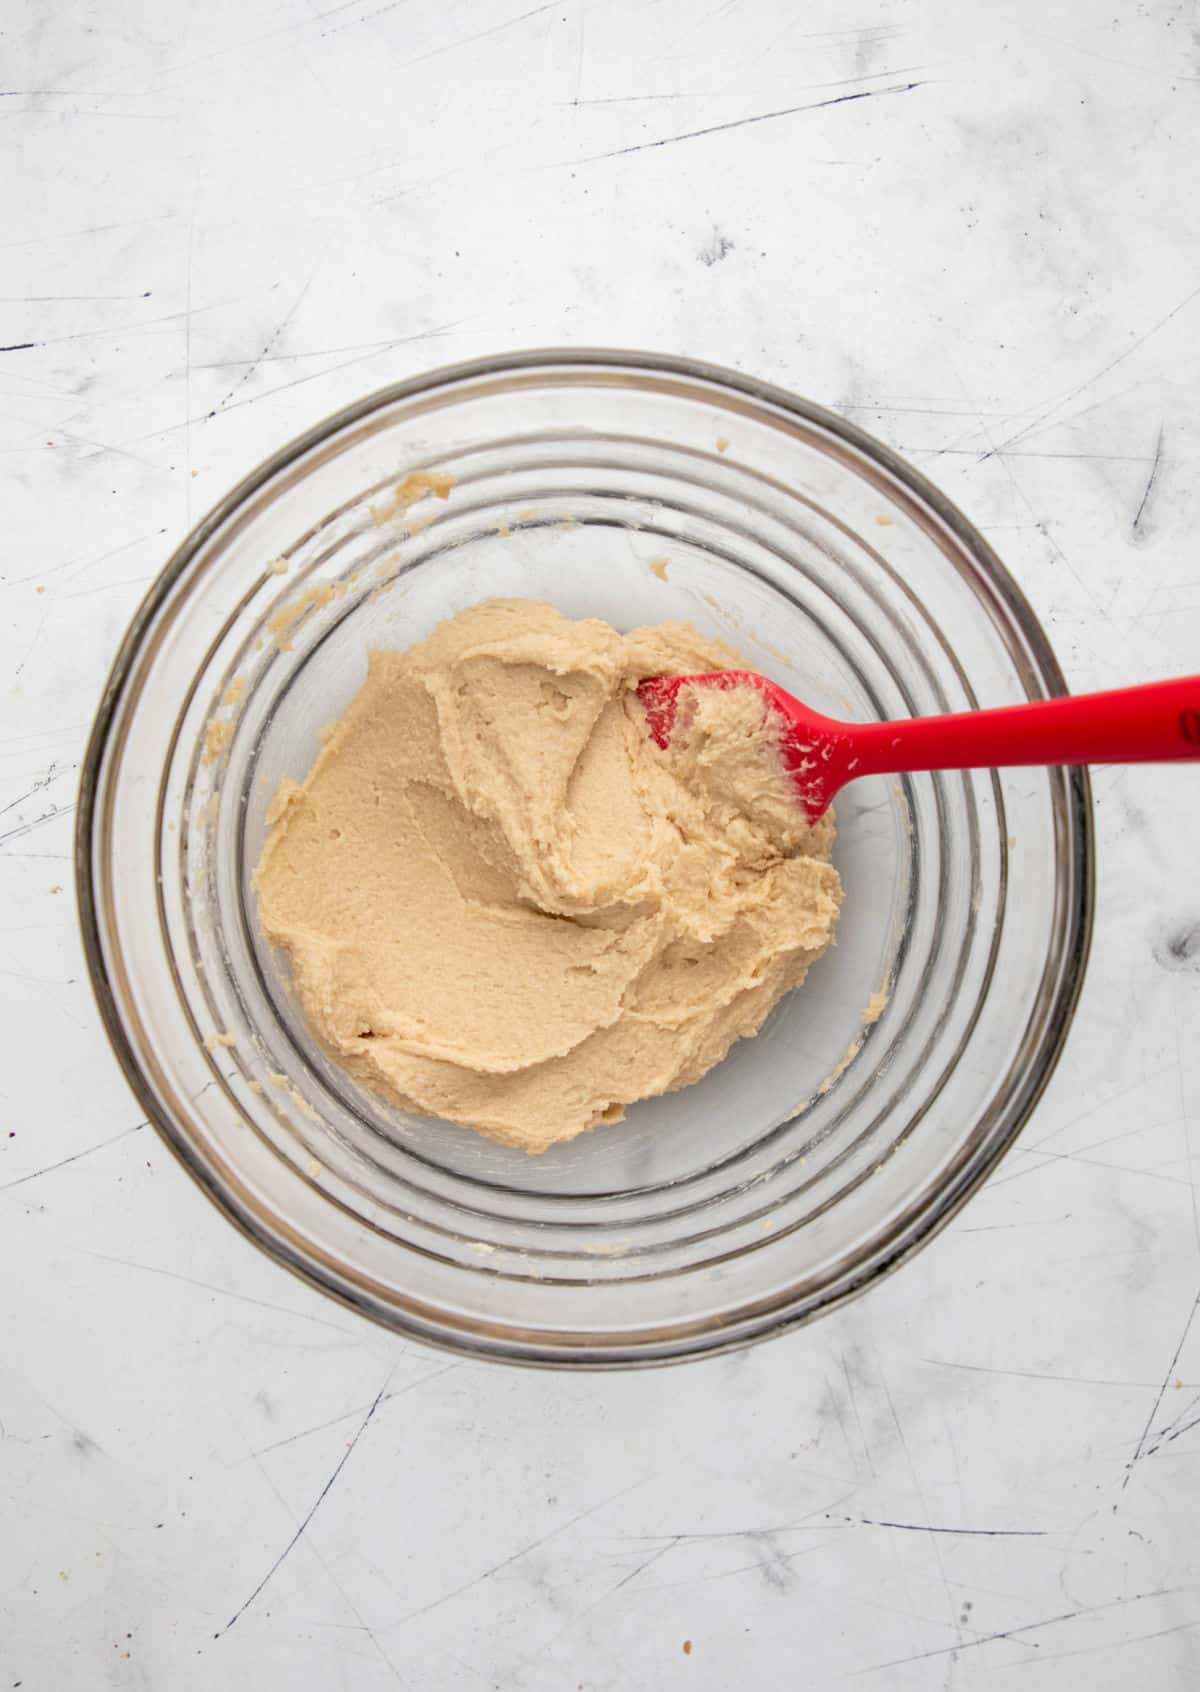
4,1 -> 1200,1685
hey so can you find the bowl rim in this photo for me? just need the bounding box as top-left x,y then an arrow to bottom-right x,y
75,346 -> 1096,1367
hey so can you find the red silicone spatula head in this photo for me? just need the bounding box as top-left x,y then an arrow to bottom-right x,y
636,671 -> 850,822
638,668 -> 1200,823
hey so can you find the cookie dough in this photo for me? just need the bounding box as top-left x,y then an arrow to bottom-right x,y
255,599 -> 841,1151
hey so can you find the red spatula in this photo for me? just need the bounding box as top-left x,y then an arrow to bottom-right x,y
637,671 -> 1200,823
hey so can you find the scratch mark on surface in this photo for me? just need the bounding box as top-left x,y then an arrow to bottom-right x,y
1131,422 -> 1165,539
962,393 -> 1120,638
14,1373 -> 104,1455
876,1353 -> 963,1652
398,1 -> 559,70
392,1468 -> 674,1628
78,1248 -> 361,1334
618,1492 -> 861,1548
320,0 -> 412,39
3,527 -> 167,589
61,571 -> 157,600
12,589 -> 55,679
923,1356 -> 1166,1389
0,762 -> 76,819
841,1355 -> 877,1477
1019,1616 -> 1200,1668
908,445 -> 1157,463
1,1121 -> 146,1192
982,285 -> 1200,460
251,1364 -> 460,1457
1024,1069 -> 1179,1153
984,1141 -> 1194,1194
130,320 -> 472,446
565,91 -> 702,106
1138,1374 -> 1200,1460
0,801 -> 75,848
514,1538 -> 687,1671
959,1216 -> 1072,1233
216,1372 -> 392,1636
856,1585 -> 1200,1672
0,297 -> 232,352
0,289 -> 155,301
820,1368 -> 855,1466
194,333 -> 449,369
594,1538 -> 678,1603
573,80 -> 925,163
1026,25 -> 1200,80
115,0 -> 382,85
52,425 -> 162,470
246,1441 -> 410,1686
642,1542 -> 829,1595
572,0 -> 585,105
215,267 -> 319,412
1120,1286 -> 1200,1497
0,211 -> 179,254
842,1514 -> 1048,1538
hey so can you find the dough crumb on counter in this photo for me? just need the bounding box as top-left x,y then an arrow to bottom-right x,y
255,598 -> 841,1152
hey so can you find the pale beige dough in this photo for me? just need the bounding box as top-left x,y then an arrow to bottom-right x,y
255,599 -> 841,1152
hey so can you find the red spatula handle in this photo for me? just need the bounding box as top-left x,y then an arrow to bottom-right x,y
851,675 -> 1200,776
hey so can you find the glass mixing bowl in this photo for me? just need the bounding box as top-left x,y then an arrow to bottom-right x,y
77,350 -> 1094,1365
